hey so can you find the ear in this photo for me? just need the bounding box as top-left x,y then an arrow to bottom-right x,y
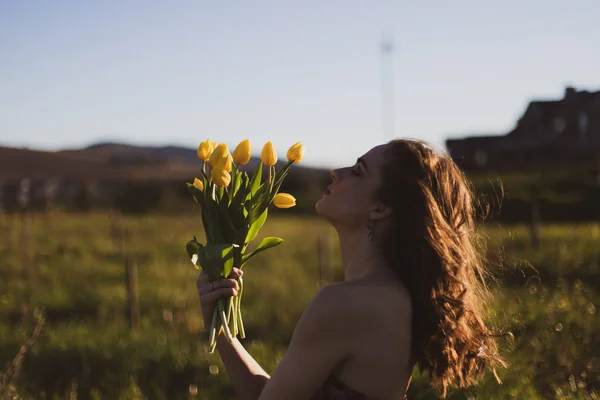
369,201 -> 393,221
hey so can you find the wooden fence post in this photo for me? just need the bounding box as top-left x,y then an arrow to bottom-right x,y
125,256 -> 140,330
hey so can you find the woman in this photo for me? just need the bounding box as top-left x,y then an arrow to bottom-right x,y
197,139 -> 507,399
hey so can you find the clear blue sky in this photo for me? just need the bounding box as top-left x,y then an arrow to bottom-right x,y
1,1 -> 599,169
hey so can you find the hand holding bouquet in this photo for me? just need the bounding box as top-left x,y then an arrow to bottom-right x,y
186,138 -> 304,353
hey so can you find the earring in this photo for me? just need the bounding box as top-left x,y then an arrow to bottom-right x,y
367,220 -> 373,242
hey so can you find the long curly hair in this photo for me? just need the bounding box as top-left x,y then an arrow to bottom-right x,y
376,139 -> 507,397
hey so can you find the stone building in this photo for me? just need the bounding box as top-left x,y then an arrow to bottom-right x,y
446,86 -> 600,171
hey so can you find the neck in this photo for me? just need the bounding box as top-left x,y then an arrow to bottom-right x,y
335,226 -> 390,282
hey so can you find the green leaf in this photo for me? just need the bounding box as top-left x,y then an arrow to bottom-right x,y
244,192 -> 253,221
185,238 -> 204,271
234,171 -> 245,196
230,173 -> 249,214
186,183 -> 206,208
228,206 -> 249,246
233,245 -> 243,269
245,208 -> 268,245
202,174 -> 211,199
249,184 -> 270,222
220,246 -> 235,279
199,243 -> 236,280
201,210 -> 215,243
216,202 -> 243,244
222,186 -> 230,206
248,161 -> 263,197
203,194 -> 226,244
241,237 -> 284,266
269,160 -> 295,202
186,182 -> 219,243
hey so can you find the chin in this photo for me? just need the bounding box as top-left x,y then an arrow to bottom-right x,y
315,194 -> 333,220
315,195 -> 327,217
315,197 -> 325,216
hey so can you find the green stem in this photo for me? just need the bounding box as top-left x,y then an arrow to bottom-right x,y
208,307 -> 219,351
233,293 -> 239,337
218,300 -> 233,342
238,277 -> 245,338
238,310 -> 245,339
232,163 -> 238,196
228,296 -> 235,337
268,166 -> 275,196
227,296 -> 233,322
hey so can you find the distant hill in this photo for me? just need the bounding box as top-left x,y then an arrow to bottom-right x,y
0,145 -> 125,180
0,142 -> 327,182
71,142 -> 199,163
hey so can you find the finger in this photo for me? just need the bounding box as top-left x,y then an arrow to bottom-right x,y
196,271 -> 210,288
228,278 -> 240,291
200,288 -> 238,304
197,282 -> 215,294
198,278 -> 239,294
211,278 -> 239,291
228,268 -> 243,279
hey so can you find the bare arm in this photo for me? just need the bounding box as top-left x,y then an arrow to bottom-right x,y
198,271 -> 351,400
215,336 -> 269,400
197,268 -> 269,400
257,285 -> 352,400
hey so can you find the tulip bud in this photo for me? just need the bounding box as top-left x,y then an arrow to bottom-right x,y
197,139 -> 213,161
273,193 -> 296,209
211,167 -> 231,188
233,139 -> 252,165
193,177 -> 204,191
216,151 -> 233,172
286,142 -> 304,164
207,143 -> 229,167
261,141 -> 277,166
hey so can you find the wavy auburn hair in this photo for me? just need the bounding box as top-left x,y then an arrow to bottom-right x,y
376,139 -> 507,397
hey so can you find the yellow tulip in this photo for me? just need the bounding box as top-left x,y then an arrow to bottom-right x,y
261,141 -> 277,166
215,151 -> 233,172
207,143 -> 229,167
273,193 -> 296,209
197,139 -> 213,161
286,142 -> 304,164
193,177 -> 204,191
233,139 -> 252,165
211,167 -> 231,188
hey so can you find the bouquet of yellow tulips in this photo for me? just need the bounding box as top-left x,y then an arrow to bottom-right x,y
186,138 -> 304,353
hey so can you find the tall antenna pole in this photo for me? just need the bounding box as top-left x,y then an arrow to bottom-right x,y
380,32 -> 395,142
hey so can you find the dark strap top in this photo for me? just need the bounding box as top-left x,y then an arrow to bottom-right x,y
311,375 -> 408,400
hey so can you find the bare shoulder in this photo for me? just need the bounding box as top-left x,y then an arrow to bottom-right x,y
298,284 -> 352,326
294,284 -> 360,338
286,284 -> 357,358
307,279 -> 411,331
307,282 -> 367,316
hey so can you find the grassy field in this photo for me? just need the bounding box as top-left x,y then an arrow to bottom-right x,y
1,212 -> 599,399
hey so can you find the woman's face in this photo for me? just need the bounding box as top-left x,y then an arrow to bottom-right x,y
315,144 -> 387,229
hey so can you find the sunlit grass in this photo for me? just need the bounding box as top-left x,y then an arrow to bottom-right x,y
1,212 -> 599,399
